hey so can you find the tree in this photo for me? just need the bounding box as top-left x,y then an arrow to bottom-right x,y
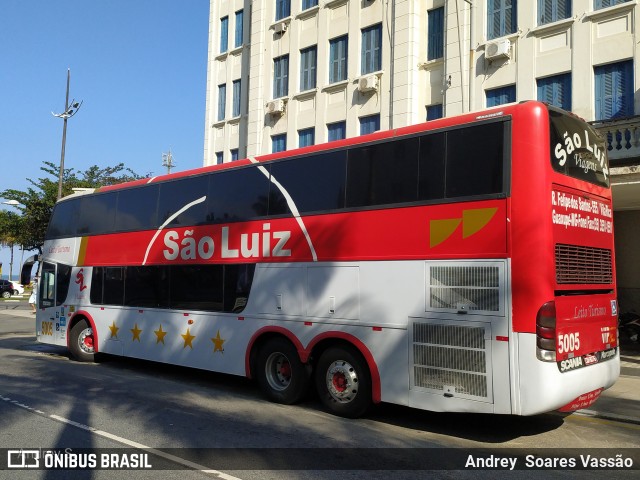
0,161 -> 146,255
0,210 -> 23,280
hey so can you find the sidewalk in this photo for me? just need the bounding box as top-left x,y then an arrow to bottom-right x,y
577,342 -> 640,424
1,302 -> 639,423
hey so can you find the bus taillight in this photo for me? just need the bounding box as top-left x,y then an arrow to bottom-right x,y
536,301 -> 557,362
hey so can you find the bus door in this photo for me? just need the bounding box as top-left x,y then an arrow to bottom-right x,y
37,261 -> 72,346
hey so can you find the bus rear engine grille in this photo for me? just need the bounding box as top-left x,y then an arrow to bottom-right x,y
555,244 -> 613,285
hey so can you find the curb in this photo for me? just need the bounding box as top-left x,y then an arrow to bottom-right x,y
574,408 -> 640,425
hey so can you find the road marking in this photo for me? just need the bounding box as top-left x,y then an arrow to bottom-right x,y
1,394 -> 243,479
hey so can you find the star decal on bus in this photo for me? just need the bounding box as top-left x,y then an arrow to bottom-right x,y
154,325 -> 167,345
181,328 -> 196,349
131,324 -> 142,342
429,207 -> 498,248
109,321 -> 119,339
211,330 -> 225,353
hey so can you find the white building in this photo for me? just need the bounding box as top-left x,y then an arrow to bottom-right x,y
203,0 -> 640,312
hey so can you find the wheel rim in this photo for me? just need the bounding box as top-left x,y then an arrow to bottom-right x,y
77,327 -> 95,354
325,360 -> 359,403
264,351 -> 292,392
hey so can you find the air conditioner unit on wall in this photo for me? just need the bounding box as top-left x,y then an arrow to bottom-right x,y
485,39 -> 511,61
266,99 -> 285,115
358,74 -> 379,93
273,22 -> 288,34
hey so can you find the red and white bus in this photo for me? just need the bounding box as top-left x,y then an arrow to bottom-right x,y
36,101 -> 619,417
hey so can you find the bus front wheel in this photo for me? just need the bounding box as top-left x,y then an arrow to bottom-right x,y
69,320 -> 96,362
315,346 -> 372,418
256,338 -> 309,405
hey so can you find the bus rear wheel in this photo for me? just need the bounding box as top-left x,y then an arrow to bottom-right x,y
69,320 -> 96,362
315,346 -> 371,418
256,338 -> 309,405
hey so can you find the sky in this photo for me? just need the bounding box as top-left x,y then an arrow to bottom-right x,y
0,0 -> 210,280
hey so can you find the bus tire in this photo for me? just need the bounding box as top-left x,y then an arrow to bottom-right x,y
315,346 -> 371,418
256,337 -> 309,405
69,320 -> 96,363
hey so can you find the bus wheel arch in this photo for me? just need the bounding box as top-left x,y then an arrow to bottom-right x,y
307,334 -> 381,418
68,313 -> 98,363
251,332 -> 310,405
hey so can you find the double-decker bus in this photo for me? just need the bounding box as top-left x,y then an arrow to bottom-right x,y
36,101 -> 619,418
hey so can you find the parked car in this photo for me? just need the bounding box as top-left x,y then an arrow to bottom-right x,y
10,281 -> 24,295
0,280 -> 14,299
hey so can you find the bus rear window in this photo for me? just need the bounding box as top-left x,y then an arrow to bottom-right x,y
549,109 -> 609,188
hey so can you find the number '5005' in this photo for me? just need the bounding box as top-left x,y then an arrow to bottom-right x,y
558,333 -> 580,354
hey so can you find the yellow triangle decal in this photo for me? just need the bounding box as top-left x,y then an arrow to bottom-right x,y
430,219 -> 462,248
462,208 -> 498,238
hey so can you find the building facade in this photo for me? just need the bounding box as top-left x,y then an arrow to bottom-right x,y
203,0 -> 640,312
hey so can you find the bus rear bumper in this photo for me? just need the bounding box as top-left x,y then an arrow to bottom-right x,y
516,333 -> 620,416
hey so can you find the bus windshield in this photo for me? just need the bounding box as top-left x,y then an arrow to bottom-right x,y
549,108 -> 609,188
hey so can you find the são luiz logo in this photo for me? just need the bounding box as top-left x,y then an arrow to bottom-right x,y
429,207 -> 498,248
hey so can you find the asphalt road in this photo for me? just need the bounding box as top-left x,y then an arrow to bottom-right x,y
0,302 -> 638,479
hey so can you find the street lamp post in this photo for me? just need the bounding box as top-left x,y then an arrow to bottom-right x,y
52,69 -> 83,200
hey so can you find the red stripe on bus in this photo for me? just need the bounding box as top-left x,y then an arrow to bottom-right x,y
80,201 -> 508,267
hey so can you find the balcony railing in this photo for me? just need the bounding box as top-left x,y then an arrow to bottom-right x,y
590,116 -> 640,167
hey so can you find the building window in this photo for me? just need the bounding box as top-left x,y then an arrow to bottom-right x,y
302,0 -> 318,9
537,73 -> 571,111
300,46 -> 317,91
594,0 -> 630,9
231,149 -> 239,161
426,104 -> 443,120
217,84 -> 226,121
360,114 -> 380,135
328,121 -> 346,141
487,0 -> 517,40
595,60 -> 634,120
427,8 -> 444,60
220,16 -> 229,53
216,152 -> 223,164
538,0 -> 570,25
329,35 -> 348,83
276,0 -> 291,21
273,55 -> 289,98
486,85 -> 516,107
272,134 -> 287,153
235,10 -> 244,48
232,80 -> 241,117
361,24 -> 382,75
299,128 -> 315,147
